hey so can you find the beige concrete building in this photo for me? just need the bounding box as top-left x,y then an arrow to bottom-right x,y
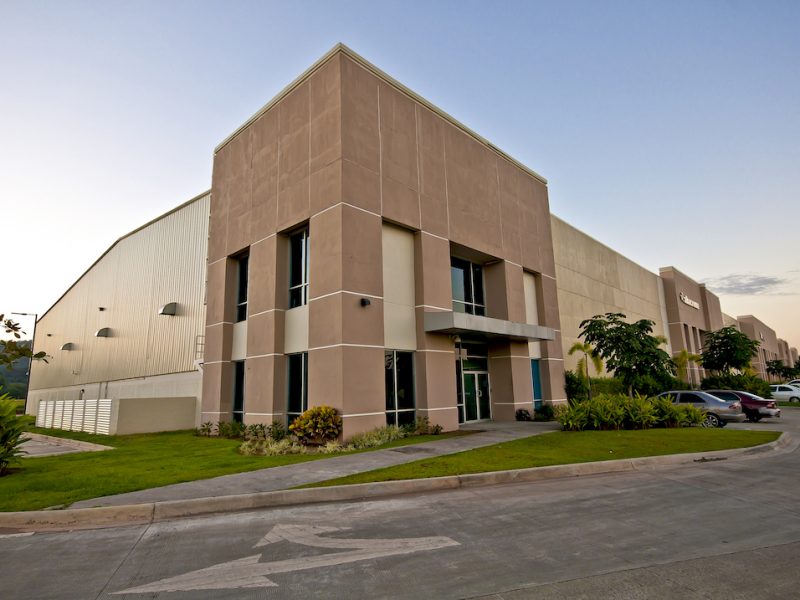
659,267 -> 723,386
552,216 -> 670,375
738,315 -> 779,380
202,45 -> 564,437
25,44 -> 799,436
791,347 -> 799,367
27,193 -> 210,433
777,338 -> 792,368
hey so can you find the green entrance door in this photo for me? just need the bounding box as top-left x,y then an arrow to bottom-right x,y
463,371 -> 491,422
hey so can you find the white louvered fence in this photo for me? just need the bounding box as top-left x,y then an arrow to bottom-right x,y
35,399 -> 113,435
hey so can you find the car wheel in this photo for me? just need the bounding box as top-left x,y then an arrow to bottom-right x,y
791,397 -> 799,403
703,413 -> 721,428
749,413 -> 762,423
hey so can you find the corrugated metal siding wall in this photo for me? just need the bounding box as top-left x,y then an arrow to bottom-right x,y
29,194 -> 210,390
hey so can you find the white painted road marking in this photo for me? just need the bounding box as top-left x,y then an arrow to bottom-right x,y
115,524 -> 459,594
0,532 -> 34,540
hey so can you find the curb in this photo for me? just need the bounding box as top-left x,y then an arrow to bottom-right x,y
1,432 -> 794,533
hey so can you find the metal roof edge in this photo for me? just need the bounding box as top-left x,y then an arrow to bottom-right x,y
37,190 -> 211,324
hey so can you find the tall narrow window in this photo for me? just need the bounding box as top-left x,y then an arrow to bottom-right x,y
385,351 -> 415,426
232,361 -> 245,423
289,228 -> 309,308
287,352 -> 308,424
531,359 -> 542,410
235,253 -> 249,322
450,257 -> 485,315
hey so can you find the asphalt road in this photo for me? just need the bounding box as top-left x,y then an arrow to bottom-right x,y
2,410 -> 799,600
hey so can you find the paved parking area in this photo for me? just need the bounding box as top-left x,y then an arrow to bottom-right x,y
20,433 -> 112,457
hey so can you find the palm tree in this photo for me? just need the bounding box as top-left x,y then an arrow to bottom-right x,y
568,341 -> 604,400
673,349 -> 702,387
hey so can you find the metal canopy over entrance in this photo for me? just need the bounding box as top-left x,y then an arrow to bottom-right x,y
424,311 -> 555,343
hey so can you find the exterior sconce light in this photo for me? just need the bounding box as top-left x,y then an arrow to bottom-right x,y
95,328 -> 112,338
158,302 -> 178,316
60,343 -> 75,351
360,298 -> 371,307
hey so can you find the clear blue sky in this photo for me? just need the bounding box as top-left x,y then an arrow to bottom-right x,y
1,0 -> 798,347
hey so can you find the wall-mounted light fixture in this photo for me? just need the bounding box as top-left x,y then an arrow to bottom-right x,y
98,307 -> 106,311
158,302 -> 178,316
95,328 -> 112,338
360,298 -> 371,307
60,342 -> 76,351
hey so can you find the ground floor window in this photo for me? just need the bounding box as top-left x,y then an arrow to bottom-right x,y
385,351 -> 415,426
286,352 -> 308,424
531,359 -> 542,410
232,361 -> 245,423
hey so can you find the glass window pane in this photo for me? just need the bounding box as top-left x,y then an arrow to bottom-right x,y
395,352 -> 415,410
233,361 -> 245,423
385,352 -> 396,411
471,263 -> 483,307
397,410 -> 416,427
290,233 -> 304,288
287,354 -> 304,415
289,287 -> 302,309
386,412 -> 396,426
237,255 -> 249,303
451,262 -> 467,303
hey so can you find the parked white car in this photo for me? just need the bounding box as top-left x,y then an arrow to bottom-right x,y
770,385 -> 800,402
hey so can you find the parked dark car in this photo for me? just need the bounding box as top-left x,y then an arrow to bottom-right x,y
657,390 -> 747,428
705,390 -> 780,422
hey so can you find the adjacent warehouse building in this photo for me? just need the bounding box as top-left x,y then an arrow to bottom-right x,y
26,45 -> 798,436
26,194 -> 209,434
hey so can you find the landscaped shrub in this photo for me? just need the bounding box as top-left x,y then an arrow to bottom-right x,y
587,395 -> 626,430
0,394 -> 29,476
557,393 -> 703,432
624,395 -> 657,429
651,396 -> 681,427
534,403 -> 555,421
564,370 -> 588,404
348,425 -> 407,449
289,405 -> 343,445
240,438 -> 309,456
590,377 -> 626,396
406,416 -> 443,435
676,404 -> 705,426
515,409 -> 532,421
701,373 -> 772,398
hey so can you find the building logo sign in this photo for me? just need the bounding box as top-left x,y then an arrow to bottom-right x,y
679,292 -> 700,310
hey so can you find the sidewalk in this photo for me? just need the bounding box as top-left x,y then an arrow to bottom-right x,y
70,420 -> 559,508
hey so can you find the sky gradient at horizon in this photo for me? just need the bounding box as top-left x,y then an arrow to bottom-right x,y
1,0 -> 798,349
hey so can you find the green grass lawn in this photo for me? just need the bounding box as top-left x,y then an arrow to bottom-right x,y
303,428 -> 780,488
0,428 -> 468,512
778,401 -> 799,408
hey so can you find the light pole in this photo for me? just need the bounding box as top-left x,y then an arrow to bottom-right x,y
11,312 -> 37,414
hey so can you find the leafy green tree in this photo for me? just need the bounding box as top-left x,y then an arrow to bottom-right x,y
0,394 -> 30,475
5,382 -> 26,399
766,359 -> 786,380
567,341 -> 603,400
700,326 -> 759,374
578,313 -> 675,396
1,315 -> 47,369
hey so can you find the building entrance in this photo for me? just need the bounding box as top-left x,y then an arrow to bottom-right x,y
456,342 -> 491,423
